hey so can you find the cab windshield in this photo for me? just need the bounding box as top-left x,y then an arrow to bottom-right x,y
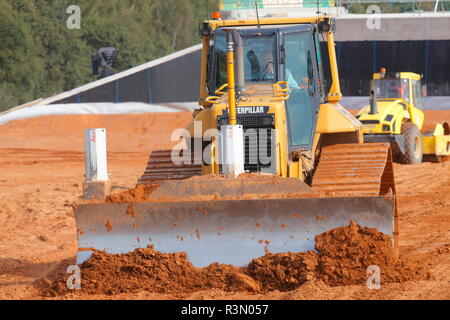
210,34 -> 277,91
374,78 -> 410,103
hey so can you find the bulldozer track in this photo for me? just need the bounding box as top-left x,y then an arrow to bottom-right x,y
312,143 -> 396,197
139,143 -> 396,197
137,149 -> 202,185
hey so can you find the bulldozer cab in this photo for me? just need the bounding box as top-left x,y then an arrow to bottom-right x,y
358,71 -> 430,164
73,17 -> 398,268
207,24 -> 324,151
374,77 -> 410,102
373,71 -> 425,114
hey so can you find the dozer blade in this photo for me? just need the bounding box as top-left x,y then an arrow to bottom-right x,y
75,196 -> 395,268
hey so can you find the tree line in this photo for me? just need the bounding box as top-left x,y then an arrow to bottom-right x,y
0,0 -> 218,111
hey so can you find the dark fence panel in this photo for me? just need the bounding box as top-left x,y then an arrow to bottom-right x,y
50,40 -> 450,105
150,50 -> 202,103
119,70 -> 150,103
54,95 -> 79,104
79,81 -> 116,103
428,40 -> 450,96
50,50 -> 202,105
322,40 -> 450,97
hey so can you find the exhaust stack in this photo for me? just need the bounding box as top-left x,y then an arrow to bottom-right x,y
369,90 -> 379,115
219,30 -> 245,178
233,33 -> 245,96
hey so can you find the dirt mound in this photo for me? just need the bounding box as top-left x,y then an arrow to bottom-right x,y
248,251 -> 320,291
283,279 -> 335,300
34,258 -> 77,297
247,221 -> 431,291
316,221 -> 402,286
315,220 -> 398,286
0,112 -> 193,152
38,222 -> 431,297
148,174 -> 315,201
104,173 -> 316,204
105,185 -> 158,204
39,246 -> 260,297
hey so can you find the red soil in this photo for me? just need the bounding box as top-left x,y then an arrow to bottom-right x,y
0,110 -> 449,300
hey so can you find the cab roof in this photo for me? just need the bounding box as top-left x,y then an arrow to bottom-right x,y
204,16 -> 332,30
215,24 -> 314,36
373,72 -> 422,81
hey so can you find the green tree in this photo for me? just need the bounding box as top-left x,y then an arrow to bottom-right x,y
0,0 -> 218,112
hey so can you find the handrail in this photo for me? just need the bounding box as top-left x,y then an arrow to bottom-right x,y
273,82 -> 290,101
205,96 -> 222,104
275,81 -> 290,92
214,83 -> 229,96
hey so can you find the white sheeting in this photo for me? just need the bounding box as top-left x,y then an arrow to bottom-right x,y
341,97 -> 450,111
0,102 -> 198,126
1,97 -> 449,127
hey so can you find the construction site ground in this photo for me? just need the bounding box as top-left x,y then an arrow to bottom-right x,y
0,110 -> 449,300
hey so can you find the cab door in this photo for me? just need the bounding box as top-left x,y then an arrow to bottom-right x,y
281,30 -> 321,152
410,79 -> 425,130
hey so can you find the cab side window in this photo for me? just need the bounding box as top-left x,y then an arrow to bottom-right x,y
211,36 -> 227,91
412,80 -> 424,109
284,31 -> 320,148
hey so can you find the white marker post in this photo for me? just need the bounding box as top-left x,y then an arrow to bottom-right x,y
218,30 -> 245,179
83,129 -> 110,200
219,125 -> 245,178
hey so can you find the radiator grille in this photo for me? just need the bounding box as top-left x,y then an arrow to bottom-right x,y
218,114 -> 276,173
217,114 -> 275,129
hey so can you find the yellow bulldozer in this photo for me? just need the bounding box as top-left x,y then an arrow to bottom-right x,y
74,16 -> 398,267
357,69 -> 450,163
